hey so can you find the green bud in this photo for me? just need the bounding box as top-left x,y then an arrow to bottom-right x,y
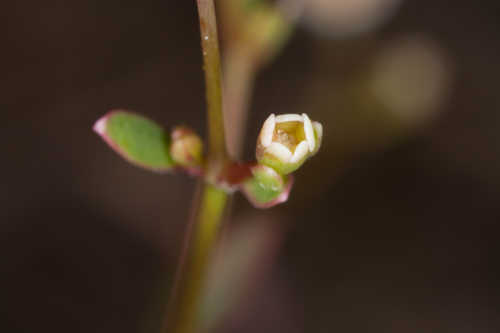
241,164 -> 292,208
244,5 -> 292,63
222,0 -> 293,66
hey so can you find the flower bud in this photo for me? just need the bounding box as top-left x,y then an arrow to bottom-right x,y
256,113 -> 323,174
241,164 -> 292,208
170,126 -> 203,167
244,6 -> 291,64
221,0 -> 293,67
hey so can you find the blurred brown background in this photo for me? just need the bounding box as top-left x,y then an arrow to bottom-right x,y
1,1 -> 500,332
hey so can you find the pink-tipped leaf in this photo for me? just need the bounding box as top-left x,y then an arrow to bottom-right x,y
93,110 -> 174,172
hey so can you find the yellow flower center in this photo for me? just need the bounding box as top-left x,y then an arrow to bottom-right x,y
273,121 -> 306,152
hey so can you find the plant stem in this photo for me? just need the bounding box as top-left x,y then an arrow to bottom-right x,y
168,183 -> 228,333
197,0 -> 227,169
166,1 -> 229,333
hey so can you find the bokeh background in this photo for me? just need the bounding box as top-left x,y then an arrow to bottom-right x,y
2,0 -> 500,332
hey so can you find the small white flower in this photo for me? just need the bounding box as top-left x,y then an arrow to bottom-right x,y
257,113 -> 322,174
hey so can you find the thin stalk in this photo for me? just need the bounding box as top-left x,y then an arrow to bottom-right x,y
198,0 -> 227,169
166,1 -> 229,333
168,183 -> 228,333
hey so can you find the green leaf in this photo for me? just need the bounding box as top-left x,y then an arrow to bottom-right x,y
93,110 -> 174,172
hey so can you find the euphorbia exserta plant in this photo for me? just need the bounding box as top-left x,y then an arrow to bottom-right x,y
94,111 -> 322,207
93,0 -> 322,332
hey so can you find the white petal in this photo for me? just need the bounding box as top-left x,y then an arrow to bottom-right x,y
290,140 -> 309,163
313,121 -> 323,142
260,114 -> 275,147
302,113 -> 315,152
275,114 -> 304,123
267,142 -> 292,162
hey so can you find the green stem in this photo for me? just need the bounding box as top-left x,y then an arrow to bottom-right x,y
197,0 -> 227,169
169,184 -> 228,333
166,1 -> 229,333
